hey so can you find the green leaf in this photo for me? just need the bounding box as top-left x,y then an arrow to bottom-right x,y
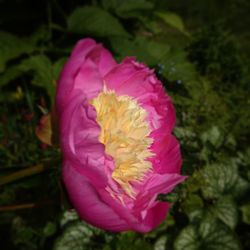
182,194 -> 204,217
102,0 -> 154,18
240,203 -> 250,225
110,36 -> 170,66
0,56 -> 65,100
201,163 -> 238,199
154,11 -> 189,36
115,232 -> 152,250
53,221 -> 95,250
174,224 -> 200,250
54,210 -> 104,250
19,55 -> 55,101
201,126 -> 222,148
43,222 -> 57,237
0,31 -> 35,72
161,49 -> 197,83
68,6 -> 130,38
18,55 -> 65,102
154,235 -> 168,250
210,197 -> 238,229
174,217 -> 241,250
60,210 -> 79,227
0,64 -> 23,87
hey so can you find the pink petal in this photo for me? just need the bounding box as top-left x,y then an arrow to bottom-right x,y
143,173 -> 186,195
105,58 -> 176,132
85,44 -> 117,77
151,134 -> 182,174
63,161 -> 130,231
133,173 -> 186,214
104,57 -> 150,90
56,39 -> 97,113
71,38 -> 97,58
60,92 -> 107,187
73,58 -> 103,99
57,38 -> 116,114
139,202 -> 170,233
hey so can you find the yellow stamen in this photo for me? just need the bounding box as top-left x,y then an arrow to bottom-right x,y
90,87 -> 154,197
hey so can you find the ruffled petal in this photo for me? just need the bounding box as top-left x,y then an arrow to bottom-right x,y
63,161 -> 130,231
57,38 -> 116,114
132,173 -> 186,215
73,58 -> 103,99
104,57 -> 150,90
151,134 -> 182,174
85,44 -> 117,77
142,173 -> 186,195
105,58 -> 176,132
60,92 -> 107,187
139,202 -> 170,233
56,39 -> 97,113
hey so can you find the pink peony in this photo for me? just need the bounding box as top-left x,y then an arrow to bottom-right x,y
56,38 -> 186,233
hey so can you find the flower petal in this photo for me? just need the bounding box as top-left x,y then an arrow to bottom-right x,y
105,58 -> 175,132
57,39 -> 97,113
73,58 -> 103,99
151,134 -> 182,174
139,201 -> 170,233
57,38 -> 116,114
85,44 -> 117,77
143,173 -> 186,195
104,57 -> 150,90
132,173 -> 186,214
63,161 -> 130,231
60,92 -> 107,187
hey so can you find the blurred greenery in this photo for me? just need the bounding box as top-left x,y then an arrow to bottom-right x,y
0,0 -> 249,249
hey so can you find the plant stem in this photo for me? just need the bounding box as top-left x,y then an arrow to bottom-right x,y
0,164 -> 50,186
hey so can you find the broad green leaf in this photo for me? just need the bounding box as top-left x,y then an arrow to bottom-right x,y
210,197 -> 238,229
68,6 -> 130,38
199,218 -> 240,250
110,36 -> 170,66
0,31 -> 35,72
110,37 -> 154,63
182,194 -> 204,217
154,11 -> 189,36
60,210 -> 79,227
154,235 -> 167,250
53,221 -> 95,250
174,217 -> 241,250
102,0 -> 154,18
54,210 -> 104,250
161,49 -> 197,83
111,37 -> 197,85
0,56 -> 65,98
19,55 -> 55,101
232,175 -> 250,198
201,126 -> 222,148
240,204 -> 250,225
0,64 -> 23,87
201,163 -> 238,199
174,224 -> 200,250
115,232 -> 152,250
43,222 -> 57,237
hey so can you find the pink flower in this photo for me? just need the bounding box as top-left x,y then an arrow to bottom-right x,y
56,38 -> 186,233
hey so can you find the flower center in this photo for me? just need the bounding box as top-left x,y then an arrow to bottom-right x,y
90,87 -> 154,197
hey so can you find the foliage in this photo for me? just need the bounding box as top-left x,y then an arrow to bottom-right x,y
0,0 -> 249,249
